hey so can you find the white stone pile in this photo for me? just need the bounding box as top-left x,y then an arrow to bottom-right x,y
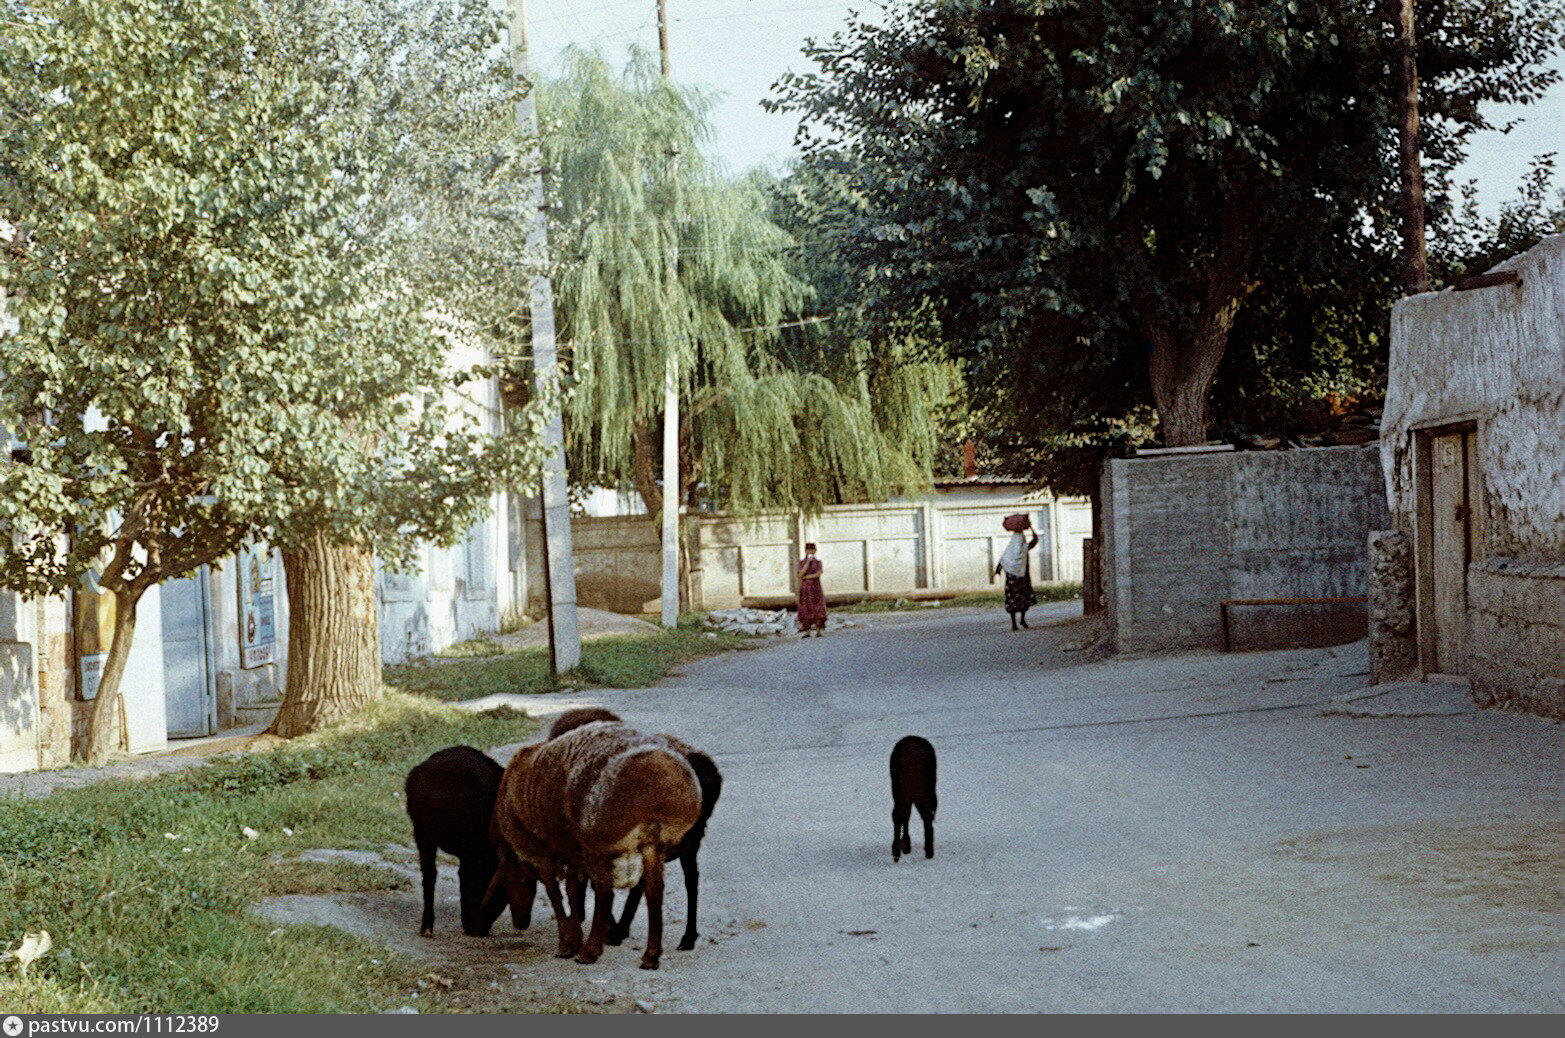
703,608 -> 858,636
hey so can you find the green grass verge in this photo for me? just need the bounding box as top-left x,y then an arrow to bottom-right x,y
386,616 -> 752,703
0,693 -> 539,1014
835,582 -> 1083,614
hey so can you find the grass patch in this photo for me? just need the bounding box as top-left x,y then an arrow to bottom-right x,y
0,692 -> 538,1014
386,615 -> 751,703
835,582 -> 1083,614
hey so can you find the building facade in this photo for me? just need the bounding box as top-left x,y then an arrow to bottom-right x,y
1373,233 -> 1565,716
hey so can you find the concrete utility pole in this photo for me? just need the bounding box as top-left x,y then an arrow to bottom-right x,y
657,0 -> 680,629
508,0 -> 581,673
1390,0 -> 1429,294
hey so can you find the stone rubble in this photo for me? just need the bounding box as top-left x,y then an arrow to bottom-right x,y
703,607 -> 858,636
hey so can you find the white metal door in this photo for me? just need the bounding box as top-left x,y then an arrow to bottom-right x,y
161,570 -> 213,738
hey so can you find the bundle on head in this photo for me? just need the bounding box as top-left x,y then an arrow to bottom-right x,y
490,721 -> 702,969
890,735 -> 937,862
404,745 -> 520,937
1002,513 -> 1029,532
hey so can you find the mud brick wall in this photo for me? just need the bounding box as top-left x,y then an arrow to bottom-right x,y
1467,563 -> 1565,716
1103,445 -> 1389,653
1383,233 -> 1565,716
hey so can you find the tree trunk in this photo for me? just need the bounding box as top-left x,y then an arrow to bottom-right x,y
270,532 -> 382,738
631,420 -> 662,517
1145,288 -> 1245,447
82,586 -> 143,764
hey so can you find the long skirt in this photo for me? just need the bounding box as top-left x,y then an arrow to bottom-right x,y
1003,572 -> 1037,614
797,580 -> 828,631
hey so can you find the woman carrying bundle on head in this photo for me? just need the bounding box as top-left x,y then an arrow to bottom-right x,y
796,542 -> 827,637
995,514 -> 1039,630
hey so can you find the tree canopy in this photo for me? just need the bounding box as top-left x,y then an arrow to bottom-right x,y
0,0 -> 545,755
542,49 -> 956,516
769,0 -> 1565,473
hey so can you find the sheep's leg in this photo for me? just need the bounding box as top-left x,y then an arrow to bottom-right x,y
540,874 -> 579,958
639,844 -> 667,970
565,870 -> 587,926
608,881 -> 642,946
477,860 -> 510,932
676,849 -> 700,951
415,832 -> 437,937
919,807 -> 935,859
458,859 -> 494,936
505,862 -> 536,931
892,802 -> 911,861
576,873 -> 616,964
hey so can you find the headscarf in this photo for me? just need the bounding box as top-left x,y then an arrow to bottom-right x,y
998,531 -> 1029,577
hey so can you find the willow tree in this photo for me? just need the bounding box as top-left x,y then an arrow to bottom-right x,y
543,49 -> 954,528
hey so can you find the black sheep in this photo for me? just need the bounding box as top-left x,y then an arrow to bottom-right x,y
404,745 -> 523,937
890,735 -> 937,861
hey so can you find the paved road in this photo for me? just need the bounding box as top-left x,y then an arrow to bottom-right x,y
429,605 -> 1563,1012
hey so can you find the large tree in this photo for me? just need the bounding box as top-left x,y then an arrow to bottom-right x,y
543,49 -> 955,519
0,0 -> 541,756
770,0 -> 1564,450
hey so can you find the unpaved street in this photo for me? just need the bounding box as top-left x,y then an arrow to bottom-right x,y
273,604 -> 1563,1012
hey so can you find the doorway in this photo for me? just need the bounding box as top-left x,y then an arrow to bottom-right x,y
1418,424 -> 1481,675
161,568 -> 214,738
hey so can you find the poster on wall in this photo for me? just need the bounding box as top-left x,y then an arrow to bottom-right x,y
75,564 -> 116,701
237,544 -> 276,669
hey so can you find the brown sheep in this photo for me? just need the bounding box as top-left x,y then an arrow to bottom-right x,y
546,706 -> 623,741
540,708 -> 724,952
490,721 -> 702,969
607,732 -> 722,952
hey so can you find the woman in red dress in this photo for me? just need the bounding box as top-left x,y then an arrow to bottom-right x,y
796,542 -> 827,636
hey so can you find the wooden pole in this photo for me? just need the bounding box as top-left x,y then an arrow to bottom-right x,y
508,0 -> 581,672
1390,0 -> 1428,294
657,0 -> 680,628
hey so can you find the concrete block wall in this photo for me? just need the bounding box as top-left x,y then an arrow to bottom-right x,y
1104,445 -> 1389,653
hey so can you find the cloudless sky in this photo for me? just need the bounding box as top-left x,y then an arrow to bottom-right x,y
525,0 -> 1564,215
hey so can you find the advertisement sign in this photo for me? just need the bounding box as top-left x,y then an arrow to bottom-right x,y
237,545 -> 276,669
75,565 -> 116,701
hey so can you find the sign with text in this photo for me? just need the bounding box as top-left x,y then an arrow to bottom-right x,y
237,545 -> 276,669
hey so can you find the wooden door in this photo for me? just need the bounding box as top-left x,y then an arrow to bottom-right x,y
1429,431 -> 1474,673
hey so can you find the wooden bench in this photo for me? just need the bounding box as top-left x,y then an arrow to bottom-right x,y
1220,596 -> 1368,652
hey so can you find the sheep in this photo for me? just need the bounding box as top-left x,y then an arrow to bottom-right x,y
546,706 -> 623,741
542,708 -> 724,952
404,745 -> 527,937
890,735 -> 937,861
608,733 -> 722,952
490,721 -> 702,969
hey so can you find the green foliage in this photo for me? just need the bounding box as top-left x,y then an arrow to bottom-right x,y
543,49 -> 954,514
0,692 -> 537,1013
769,0 -> 1565,463
1433,154 -> 1565,283
0,0 -> 546,594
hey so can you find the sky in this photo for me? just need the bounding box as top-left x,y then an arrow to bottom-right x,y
525,0 -> 1565,215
